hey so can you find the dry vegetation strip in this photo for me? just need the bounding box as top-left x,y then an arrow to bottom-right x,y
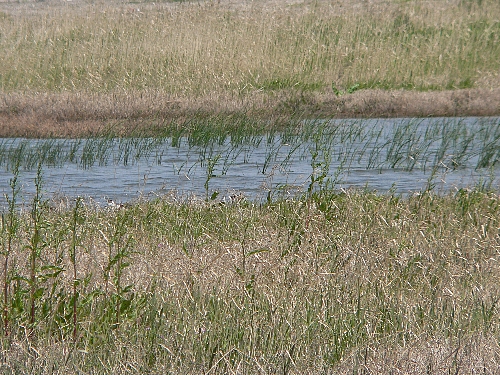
1,88 -> 500,138
0,0 -> 499,137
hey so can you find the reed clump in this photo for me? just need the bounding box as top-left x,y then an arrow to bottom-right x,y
1,175 -> 500,373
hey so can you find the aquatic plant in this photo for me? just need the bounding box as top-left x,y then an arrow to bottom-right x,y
0,117 -> 499,203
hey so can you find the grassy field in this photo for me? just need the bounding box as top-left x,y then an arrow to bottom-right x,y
1,169 -> 500,373
1,0 -> 499,93
1,0 -> 500,373
0,0 -> 499,137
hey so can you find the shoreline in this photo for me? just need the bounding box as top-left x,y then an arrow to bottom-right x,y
1,88 -> 499,138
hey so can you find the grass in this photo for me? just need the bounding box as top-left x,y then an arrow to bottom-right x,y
1,117 -> 500,177
0,0 -> 498,95
0,115 -> 499,372
0,0 -> 499,136
0,0 -> 499,372
1,172 -> 500,373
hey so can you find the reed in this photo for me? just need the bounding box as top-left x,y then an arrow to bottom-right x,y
1,161 -> 20,336
0,118 -> 499,200
69,196 -> 84,340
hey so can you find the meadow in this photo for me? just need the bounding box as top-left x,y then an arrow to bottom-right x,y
1,0 -> 500,373
0,0 -> 499,137
1,0 -> 499,94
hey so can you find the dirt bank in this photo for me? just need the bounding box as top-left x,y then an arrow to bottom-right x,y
1,88 -> 499,138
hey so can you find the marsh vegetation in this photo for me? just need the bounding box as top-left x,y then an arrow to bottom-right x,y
1,0 -> 500,373
1,0 -> 498,94
1,116 -> 500,206
1,168 -> 500,373
0,116 -> 500,373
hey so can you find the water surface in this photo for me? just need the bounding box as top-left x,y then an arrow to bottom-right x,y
1,117 -> 499,208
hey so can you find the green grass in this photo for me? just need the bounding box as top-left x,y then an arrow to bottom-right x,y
1,117 -> 499,177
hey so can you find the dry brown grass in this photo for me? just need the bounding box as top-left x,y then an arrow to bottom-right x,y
2,188 -> 500,373
1,88 -> 499,138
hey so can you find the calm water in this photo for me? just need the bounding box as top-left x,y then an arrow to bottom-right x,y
1,117 -> 499,208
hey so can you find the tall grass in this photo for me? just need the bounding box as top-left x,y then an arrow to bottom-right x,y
0,0 -> 499,97
1,161 -> 20,336
1,169 -> 500,373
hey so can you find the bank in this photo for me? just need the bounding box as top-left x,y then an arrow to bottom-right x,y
1,88 -> 499,138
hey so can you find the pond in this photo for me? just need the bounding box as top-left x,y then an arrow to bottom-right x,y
1,117 -> 499,208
